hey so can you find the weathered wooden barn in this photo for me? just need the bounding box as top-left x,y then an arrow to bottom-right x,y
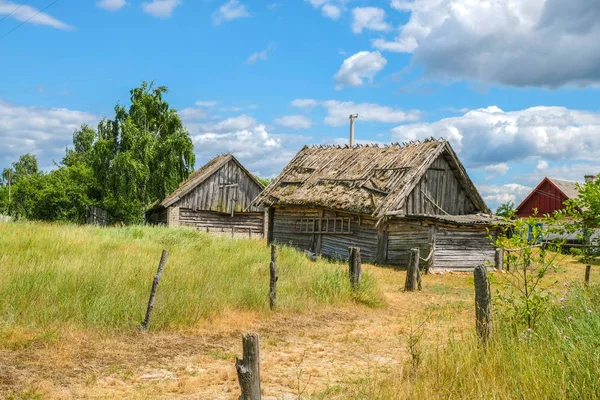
147,154 -> 266,237
253,139 -> 502,271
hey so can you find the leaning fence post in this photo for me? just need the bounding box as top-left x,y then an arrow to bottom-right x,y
140,249 -> 168,330
348,247 -> 362,290
585,265 -> 592,285
269,245 -> 278,310
236,333 -> 261,400
474,264 -> 492,344
404,248 -> 420,292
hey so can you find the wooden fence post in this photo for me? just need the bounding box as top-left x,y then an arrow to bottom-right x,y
140,249 -> 168,330
474,265 -> 492,344
269,245 -> 278,310
505,250 -> 510,272
495,248 -> 504,271
404,248 -> 421,292
585,265 -> 592,285
236,333 -> 261,400
348,247 -> 362,290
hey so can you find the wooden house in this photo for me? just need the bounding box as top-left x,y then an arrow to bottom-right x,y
253,139 -> 502,271
148,154 -> 266,237
515,177 -> 581,218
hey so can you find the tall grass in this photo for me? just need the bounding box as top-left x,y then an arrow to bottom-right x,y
0,222 -> 382,333
337,283 -> 600,399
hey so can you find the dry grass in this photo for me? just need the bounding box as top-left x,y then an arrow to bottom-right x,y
1,221 -> 598,399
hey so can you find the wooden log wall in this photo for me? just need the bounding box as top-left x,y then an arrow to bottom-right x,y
271,207 -> 379,262
176,160 -> 263,213
433,226 -> 496,270
179,208 -> 264,237
385,221 -> 430,266
403,154 -> 478,216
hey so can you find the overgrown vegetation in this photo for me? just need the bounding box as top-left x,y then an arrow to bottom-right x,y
0,222 -> 383,336
0,82 -> 195,224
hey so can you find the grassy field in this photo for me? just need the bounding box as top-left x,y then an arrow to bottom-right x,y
0,222 -> 382,335
2,221 -> 600,399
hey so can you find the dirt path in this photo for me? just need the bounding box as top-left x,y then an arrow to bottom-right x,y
2,267 -> 475,399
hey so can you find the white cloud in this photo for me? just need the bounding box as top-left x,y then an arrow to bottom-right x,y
352,7 -> 391,34
274,115 -> 312,130
0,100 -> 97,170
321,4 -> 341,19
97,0 -> 127,11
213,0 -> 250,25
194,101 -> 217,107
0,1 -> 74,30
334,51 -> 387,89
306,0 -> 347,20
186,115 -> 305,176
380,0 -> 600,87
246,43 -> 275,65
322,100 -> 420,126
391,106 -> 600,168
479,183 -> 533,210
536,159 -> 549,171
291,99 -> 318,109
484,163 -> 509,176
142,0 -> 181,18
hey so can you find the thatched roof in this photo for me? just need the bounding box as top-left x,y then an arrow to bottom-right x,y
254,138 -> 488,219
161,154 -> 264,208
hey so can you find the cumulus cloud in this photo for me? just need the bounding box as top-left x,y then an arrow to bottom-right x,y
0,100 -> 97,170
391,106 -> 600,169
321,4 -> 341,19
334,51 -> 387,89
322,100 -> 420,126
352,7 -> 391,34
186,115 -> 305,177
378,0 -> 600,87
246,43 -> 275,65
479,183 -> 533,210
274,115 -> 312,130
291,99 -> 318,109
97,0 -> 127,11
213,0 -> 250,25
536,159 -> 549,171
0,1 -> 74,30
142,0 -> 181,18
484,163 -> 509,177
306,0 -> 346,20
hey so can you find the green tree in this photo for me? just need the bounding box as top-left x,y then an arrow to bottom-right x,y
496,200 -> 515,218
12,153 -> 39,182
91,81 -> 195,223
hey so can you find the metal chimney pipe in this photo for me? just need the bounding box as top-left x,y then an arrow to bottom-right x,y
349,114 -> 358,146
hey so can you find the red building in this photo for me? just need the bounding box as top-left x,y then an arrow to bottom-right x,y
515,177 -> 580,217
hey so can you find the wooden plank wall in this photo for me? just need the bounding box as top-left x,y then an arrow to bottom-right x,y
404,154 -> 478,216
179,208 -> 264,237
385,221 -> 430,266
176,160 -> 263,213
271,207 -> 379,262
320,211 -> 378,262
434,226 -> 495,270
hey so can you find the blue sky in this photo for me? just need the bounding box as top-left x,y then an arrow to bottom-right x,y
1,0 -> 600,210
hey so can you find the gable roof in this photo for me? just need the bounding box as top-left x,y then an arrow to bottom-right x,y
516,177 -> 580,213
254,138 -> 489,219
161,154 -> 264,208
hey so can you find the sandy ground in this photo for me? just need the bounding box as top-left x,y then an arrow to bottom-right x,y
1,260 -> 585,400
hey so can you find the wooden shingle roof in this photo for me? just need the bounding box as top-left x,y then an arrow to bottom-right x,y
254,138 -> 488,219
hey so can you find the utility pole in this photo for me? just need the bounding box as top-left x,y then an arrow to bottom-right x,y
349,114 -> 358,146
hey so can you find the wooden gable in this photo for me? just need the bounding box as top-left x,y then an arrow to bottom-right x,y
515,178 -> 574,217
168,156 -> 264,214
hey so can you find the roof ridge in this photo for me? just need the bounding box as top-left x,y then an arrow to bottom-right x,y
309,137 -> 445,150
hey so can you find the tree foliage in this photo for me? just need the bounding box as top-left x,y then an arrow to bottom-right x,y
496,200 -> 515,218
1,82 -> 195,224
